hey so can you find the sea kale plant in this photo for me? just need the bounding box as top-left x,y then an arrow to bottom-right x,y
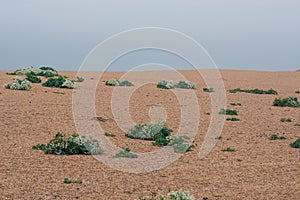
273,97 -> 300,108
72,76 -> 85,82
157,80 -> 175,89
174,81 -> 196,89
114,148 -> 138,158
25,73 -> 41,83
290,138 -> 300,148
42,76 -> 75,89
219,108 -> 238,115
4,77 -> 32,90
32,132 -> 103,155
137,189 -> 195,200
105,78 -> 134,86
229,88 -> 278,95
8,66 -> 58,77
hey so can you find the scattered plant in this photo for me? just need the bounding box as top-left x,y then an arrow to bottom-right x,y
290,138 -> 300,148
295,91 -> 300,94
104,132 -> 116,137
4,77 -> 31,90
42,76 -> 75,89
219,108 -> 238,115
137,189 -> 194,200
119,80 -> 134,86
174,81 -> 196,89
157,80 -> 174,89
32,132 -> 103,155
166,136 -> 194,153
280,118 -> 292,122
273,97 -> 300,108
226,117 -> 240,121
269,134 -> 286,140
73,76 -> 85,82
221,147 -> 235,152
203,87 -> 214,92
115,148 -> 137,158
8,66 -> 58,77
229,88 -> 278,95
63,178 -> 82,184
230,103 -> 242,106
105,79 -> 134,86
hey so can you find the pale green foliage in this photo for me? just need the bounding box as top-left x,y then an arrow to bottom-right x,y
174,81 -> 196,89
105,78 -> 134,86
125,121 -> 168,140
73,76 -> 85,82
4,77 -> 32,90
9,66 -> 58,77
61,78 -> 75,89
157,80 -> 174,89
137,189 -> 194,200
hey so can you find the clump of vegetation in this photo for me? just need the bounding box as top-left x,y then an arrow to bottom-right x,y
219,108 -> 238,115
115,148 -> 137,158
174,81 -> 196,89
42,76 -> 75,89
63,178 -> 82,184
73,76 -> 85,82
269,135 -> 286,140
226,117 -> 240,121
230,103 -> 242,106
295,91 -> 300,94
203,87 -> 214,92
137,189 -> 194,200
25,73 -> 41,83
157,80 -> 174,89
4,77 -> 32,90
166,136 -> 194,153
280,118 -> 292,122
221,147 -> 235,152
229,88 -> 278,95
32,132 -> 103,155
8,66 -> 58,77
273,97 -> 300,108
290,138 -> 300,148
104,132 -> 116,137
105,78 -> 134,86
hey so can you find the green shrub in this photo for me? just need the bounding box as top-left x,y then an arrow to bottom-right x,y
290,138 -> 300,148
104,132 -> 116,137
226,117 -> 240,121
63,178 -> 82,184
115,148 -> 137,158
105,79 -> 134,86
26,74 -> 41,83
219,108 -> 238,115
137,189 -> 194,200
4,77 -> 32,90
32,132 -> 103,155
157,80 -> 174,89
166,136 -> 194,153
9,66 -> 58,77
174,81 -> 196,89
295,91 -> 300,94
273,97 -> 300,107
221,147 -> 235,152
280,118 -> 292,122
269,135 -> 286,140
203,87 -> 214,92
229,88 -> 278,95
42,76 -> 75,89
230,103 -> 242,106
73,76 -> 85,82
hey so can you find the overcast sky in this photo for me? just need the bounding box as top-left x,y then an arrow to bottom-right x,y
0,0 -> 299,71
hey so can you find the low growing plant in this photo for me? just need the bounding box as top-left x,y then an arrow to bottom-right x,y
137,189 -> 195,200
280,118 -> 292,122
273,97 -> 300,108
174,81 -> 196,89
203,87 -> 214,92
25,74 -> 41,83
221,147 -> 236,152
219,108 -> 238,115
229,88 -> 278,95
32,132 -> 103,155
290,138 -> 300,148
63,178 -> 82,184
230,103 -> 242,106
105,79 -> 134,86
226,117 -> 240,121
9,66 -> 58,77
269,134 -> 286,140
115,148 -> 137,158
73,76 -> 85,82
104,132 -> 116,137
4,77 -> 32,90
157,80 -> 174,89
295,91 -> 300,94
42,76 -> 75,89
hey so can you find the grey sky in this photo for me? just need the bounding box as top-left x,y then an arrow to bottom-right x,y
0,0 -> 299,71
